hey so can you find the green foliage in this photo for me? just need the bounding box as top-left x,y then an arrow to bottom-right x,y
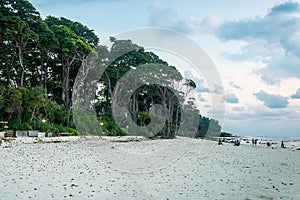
7,118 -> 27,130
100,115 -> 126,136
0,0 -> 223,138
39,121 -> 52,133
0,86 -> 67,133
220,132 -> 233,137
52,124 -> 65,135
50,125 -> 78,136
63,127 -> 79,136
196,116 -> 221,138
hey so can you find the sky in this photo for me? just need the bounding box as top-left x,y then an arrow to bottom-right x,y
29,0 -> 300,137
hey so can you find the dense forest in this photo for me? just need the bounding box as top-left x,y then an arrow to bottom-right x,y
0,0 -> 225,138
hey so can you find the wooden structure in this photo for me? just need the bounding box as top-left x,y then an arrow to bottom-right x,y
0,121 -> 14,137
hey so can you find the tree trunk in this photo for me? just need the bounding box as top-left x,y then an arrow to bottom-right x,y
175,104 -> 179,135
62,54 -> 77,126
19,47 -> 25,87
104,71 -> 113,114
62,65 -> 70,109
6,63 -> 11,86
130,93 -> 136,124
62,64 -> 71,126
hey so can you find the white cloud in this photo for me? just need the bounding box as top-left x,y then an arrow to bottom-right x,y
224,93 -> 239,104
291,88 -> 300,99
254,90 -> 289,109
215,2 -> 300,85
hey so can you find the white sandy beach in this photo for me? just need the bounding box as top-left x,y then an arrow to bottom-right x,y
0,137 -> 299,200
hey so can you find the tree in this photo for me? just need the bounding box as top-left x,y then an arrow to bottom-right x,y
46,17 -> 95,125
95,38 -> 186,137
45,16 -> 99,48
0,1 -> 223,137
9,17 -> 38,86
0,15 -> 17,86
0,0 -> 41,87
26,20 -> 57,88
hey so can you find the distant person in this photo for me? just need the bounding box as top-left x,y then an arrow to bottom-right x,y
255,139 -> 258,145
281,141 -> 285,148
266,142 -> 271,147
252,138 -> 255,145
234,139 -> 240,146
218,138 -> 223,145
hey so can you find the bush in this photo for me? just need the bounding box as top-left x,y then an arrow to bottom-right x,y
8,119 -> 27,131
51,124 -> 79,136
100,115 -> 126,136
64,127 -> 79,136
39,121 -> 52,133
53,124 -> 65,136
0,86 -> 69,134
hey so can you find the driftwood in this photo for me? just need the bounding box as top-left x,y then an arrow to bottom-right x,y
0,137 -> 15,147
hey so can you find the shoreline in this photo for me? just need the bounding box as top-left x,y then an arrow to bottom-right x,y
1,135 -> 300,150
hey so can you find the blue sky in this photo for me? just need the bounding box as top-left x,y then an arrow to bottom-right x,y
30,0 -> 300,137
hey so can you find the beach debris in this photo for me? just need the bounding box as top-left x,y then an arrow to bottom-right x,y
0,131 -> 5,138
4,130 -> 14,137
59,133 -> 70,137
15,131 -> 27,137
0,137 -> 14,148
107,136 -> 147,142
28,131 -> 39,137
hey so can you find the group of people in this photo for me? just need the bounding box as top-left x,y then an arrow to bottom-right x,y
251,138 -> 258,145
266,141 -> 286,148
217,137 -> 287,149
217,138 -> 240,146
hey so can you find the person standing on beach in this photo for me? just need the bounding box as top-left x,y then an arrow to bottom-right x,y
281,141 -> 285,148
218,138 -> 223,145
252,138 -> 255,145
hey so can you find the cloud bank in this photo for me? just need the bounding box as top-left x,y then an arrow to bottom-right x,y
215,2 -> 300,85
224,93 -> 239,104
254,90 -> 289,108
291,88 -> 300,99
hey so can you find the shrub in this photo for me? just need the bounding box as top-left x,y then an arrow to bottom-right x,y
64,127 -> 79,136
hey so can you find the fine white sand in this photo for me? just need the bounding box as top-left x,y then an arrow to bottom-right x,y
0,137 -> 299,199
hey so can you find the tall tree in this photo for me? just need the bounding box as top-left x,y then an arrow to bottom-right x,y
9,17 -> 38,86
46,17 -> 94,124
0,15 -> 17,86
0,0 -> 41,87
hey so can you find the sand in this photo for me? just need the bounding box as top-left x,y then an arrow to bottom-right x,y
0,137 -> 299,199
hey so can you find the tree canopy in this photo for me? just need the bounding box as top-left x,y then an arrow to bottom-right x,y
0,0 -> 222,138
